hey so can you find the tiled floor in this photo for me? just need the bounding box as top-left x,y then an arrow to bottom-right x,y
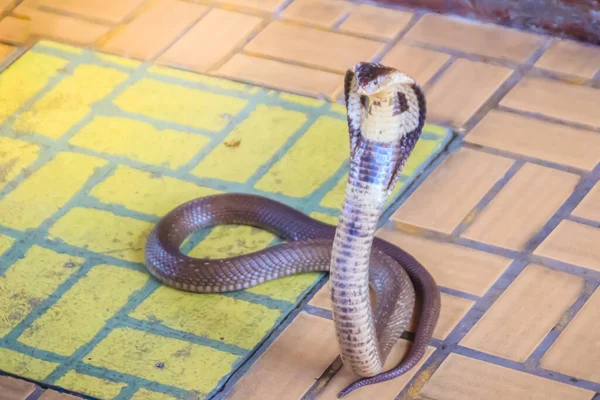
0,0 -> 600,400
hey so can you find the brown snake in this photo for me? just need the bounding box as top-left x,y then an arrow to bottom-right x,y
144,62 -> 441,397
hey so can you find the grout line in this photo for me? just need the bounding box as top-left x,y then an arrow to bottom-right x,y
496,105 -> 600,134
27,3 -> 115,26
206,18 -> 269,73
461,142 -> 593,176
528,66 -> 600,89
25,385 -> 46,400
148,4 -> 213,63
421,55 -> 456,91
454,345 -> 600,393
522,163 -> 600,253
451,160 -> 524,237
370,10 -> 424,64
399,38 -> 523,69
113,384 -> 140,400
525,279 -> 600,367
460,37 -> 553,134
301,356 -> 344,400
530,254 -> 600,281
380,133 -> 458,226
566,215 -> 600,228
239,49 -> 347,75
393,347 -> 447,400
330,8 -> 353,30
438,286 -> 480,302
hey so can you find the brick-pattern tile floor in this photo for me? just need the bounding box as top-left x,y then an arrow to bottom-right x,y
1,0 -> 600,399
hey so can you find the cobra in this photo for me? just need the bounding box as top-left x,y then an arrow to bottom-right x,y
144,62 -> 441,397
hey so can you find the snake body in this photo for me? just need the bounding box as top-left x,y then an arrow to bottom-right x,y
144,62 -> 441,397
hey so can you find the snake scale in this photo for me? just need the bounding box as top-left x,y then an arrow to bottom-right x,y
144,62 -> 441,397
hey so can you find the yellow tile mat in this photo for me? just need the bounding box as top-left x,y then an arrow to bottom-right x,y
0,41 -> 451,399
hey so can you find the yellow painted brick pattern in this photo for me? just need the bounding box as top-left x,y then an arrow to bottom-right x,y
0,348 -> 58,380
130,288 -> 281,349
131,389 -> 178,400
0,137 -> 40,191
70,116 -> 210,169
39,41 -> 83,54
14,65 -> 128,139
90,166 -> 219,216
309,211 -> 338,225
0,42 -> 452,399
188,225 -> 322,302
191,105 -> 307,182
18,265 -> 148,356
148,65 -> 258,93
0,246 -> 83,337
0,233 -> 14,255
255,116 -> 348,197
0,52 -> 68,124
248,273 -> 321,302
49,208 -> 154,262
86,328 -> 240,393
188,225 -> 275,259
0,152 -> 105,230
279,93 -> 325,107
55,371 -> 126,399
113,78 -> 248,131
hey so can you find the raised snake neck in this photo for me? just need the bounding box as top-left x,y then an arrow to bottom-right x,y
144,62 -> 441,398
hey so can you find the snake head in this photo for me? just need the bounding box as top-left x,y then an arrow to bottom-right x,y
354,62 -> 415,96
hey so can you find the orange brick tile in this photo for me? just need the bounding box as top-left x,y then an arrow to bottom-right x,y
0,376 -> 36,400
0,17 -> 29,44
281,0 -> 353,27
216,0 -> 287,12
466,110 -> 600,171
535,220 -> 600,272
0,0 -> 14,13
216,53 -> 343,98
421,353 -> 593,400
392,148 -> 514,234
541,286 -> 600,383
338,4 -> 412,39
404,13 -> 544,62
317,341 -> 436,399
98,0 -> 207,61
0,43 -> 15,62
407,292 -> 474,340
244,21 -> 384,73
425,58 -> 512,128
381,42 -> 450,86
158,9 -> 261,72
13,3 -> 110,45
30,0 -> 146,23
572,181 -> 600,221
460,264 -> 583,362
39,390 -> 81,399
375,227 -> 512,296
425,293 -> 473,340
535,39 -> 600,78
224,312 -> 338,400
501,77 -> 600,128
462,163 -> 580,251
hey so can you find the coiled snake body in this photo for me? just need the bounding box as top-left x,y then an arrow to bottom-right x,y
144,63 -> 441,397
